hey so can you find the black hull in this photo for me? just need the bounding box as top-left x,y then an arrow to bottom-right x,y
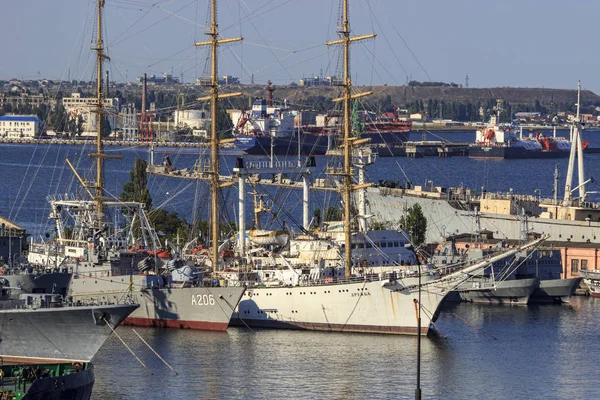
235,130 -> 410,156
469,146 -> 571,159
6,363 -> 94,400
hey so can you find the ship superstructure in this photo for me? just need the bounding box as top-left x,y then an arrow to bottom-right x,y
27,0 -> 245,332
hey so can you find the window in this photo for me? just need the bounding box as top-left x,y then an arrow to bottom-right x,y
581,259 -> 588,271
571,259 -> 579,274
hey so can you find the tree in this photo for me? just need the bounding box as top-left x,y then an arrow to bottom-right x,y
101,116 -> 112,137
400,204 -> 427,246
121,158 -> 152,210
324,206 -> 342,221
120,158 -> 193,245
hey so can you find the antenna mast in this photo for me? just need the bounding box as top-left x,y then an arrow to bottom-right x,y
326,0 -> 375,277
195,0 -> 242,268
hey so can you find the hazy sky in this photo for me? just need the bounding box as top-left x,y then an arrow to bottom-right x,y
1,0 -> 599,93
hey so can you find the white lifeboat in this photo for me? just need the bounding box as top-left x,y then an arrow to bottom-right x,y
248,229 -> 290,246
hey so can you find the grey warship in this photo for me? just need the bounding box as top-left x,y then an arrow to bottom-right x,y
26,0 -> 244,331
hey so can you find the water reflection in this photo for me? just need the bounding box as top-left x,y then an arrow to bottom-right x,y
90,297 -> 599,399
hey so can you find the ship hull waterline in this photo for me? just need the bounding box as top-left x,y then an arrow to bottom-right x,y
69,277 -> 246,332
230,277 -> 450,336
0,304 -> 138,364
529,277 -> 582,304
445,278 -> 538,305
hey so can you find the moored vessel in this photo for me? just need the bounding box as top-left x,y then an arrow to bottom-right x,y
469,100 -> 583,159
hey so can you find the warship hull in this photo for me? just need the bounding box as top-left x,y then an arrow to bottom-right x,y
446,278 -> 538,305
529,278 -> 582,303
69,276 -> 245,331
365,187 -> 600,245
235,130 -> 410,156
231,277 -> 450,335
0,303 -> 138,364
2,363 -> 94,400
2,272 -> 72,299
469,145 -> 571,159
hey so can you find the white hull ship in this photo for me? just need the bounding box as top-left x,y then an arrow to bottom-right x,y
227,236 -> 546,335
368,82 -> 598,246
365,185 -> 600,245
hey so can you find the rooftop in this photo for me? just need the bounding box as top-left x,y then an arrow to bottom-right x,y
0,115 -> 40,122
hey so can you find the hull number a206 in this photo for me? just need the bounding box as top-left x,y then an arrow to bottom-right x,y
191,294 -> 215,306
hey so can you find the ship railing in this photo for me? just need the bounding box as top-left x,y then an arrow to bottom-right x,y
233,274 -> 396,288
246,160 -> 300,170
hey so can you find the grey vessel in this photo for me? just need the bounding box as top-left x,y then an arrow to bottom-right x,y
366,82 -> 598,247
0,290 -> 137,400
434,240 -> 581,304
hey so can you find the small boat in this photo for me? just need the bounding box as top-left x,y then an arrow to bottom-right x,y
580,270 -> 600,297
248,229 -> 290,247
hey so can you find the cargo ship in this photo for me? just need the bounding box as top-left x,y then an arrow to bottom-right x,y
231,92 -> 410,156
469,100 -> 586,159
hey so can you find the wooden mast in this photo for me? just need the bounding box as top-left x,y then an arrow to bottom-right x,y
326,0 -> 375,276
94,0 -> 105,224
88,0 -> 121,226
195,0 -> 242,268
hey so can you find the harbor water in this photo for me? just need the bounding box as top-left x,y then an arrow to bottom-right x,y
0,131 -> 599,399
91,296 -> 600,399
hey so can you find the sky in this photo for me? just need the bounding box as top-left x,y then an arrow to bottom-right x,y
1,0 -> 600,94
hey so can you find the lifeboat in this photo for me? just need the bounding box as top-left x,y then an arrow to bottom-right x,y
248,229 -> 290,246
147,249 -> 172,259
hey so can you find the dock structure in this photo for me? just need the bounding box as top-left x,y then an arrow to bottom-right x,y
148,155 -> 338,193
0,137 -> 238,149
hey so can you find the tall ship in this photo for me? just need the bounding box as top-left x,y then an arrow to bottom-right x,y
219,0 -> 545,336
366,83 -> 600,245
231,83 -> 411,156
469,100 -> 586,159
26,0 -> 245,332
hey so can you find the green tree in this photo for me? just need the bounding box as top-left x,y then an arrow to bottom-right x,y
400,204 -> 427,246
324,206 -> 342,221
121,158 -> 152,210
101,116 -> 112,137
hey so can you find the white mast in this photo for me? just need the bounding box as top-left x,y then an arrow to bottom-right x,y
563,81 -> 581,204
575,82 -> 586,201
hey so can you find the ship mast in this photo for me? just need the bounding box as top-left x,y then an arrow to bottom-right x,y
326,0 -> 375,277
195,0 -> 242,267
89,0 -> 121,225
563,81 -> 584,204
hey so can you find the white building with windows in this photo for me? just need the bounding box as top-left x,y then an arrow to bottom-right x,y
0,115 -> 41,138
62,93 -> 120,136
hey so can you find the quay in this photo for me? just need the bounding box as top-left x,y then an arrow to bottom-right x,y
0,137 -> 221,149
374,141 -> 469,158
149,161 -> 339,192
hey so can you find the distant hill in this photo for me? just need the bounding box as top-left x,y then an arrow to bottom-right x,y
233,85 -> 600,107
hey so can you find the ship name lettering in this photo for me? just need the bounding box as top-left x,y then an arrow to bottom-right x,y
351,292 -> 371,297
191,294 -> 215,306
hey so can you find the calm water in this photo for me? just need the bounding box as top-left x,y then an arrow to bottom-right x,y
91,296 -> 600,400
2,129 -> 600,237
1,133 -> 599,399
